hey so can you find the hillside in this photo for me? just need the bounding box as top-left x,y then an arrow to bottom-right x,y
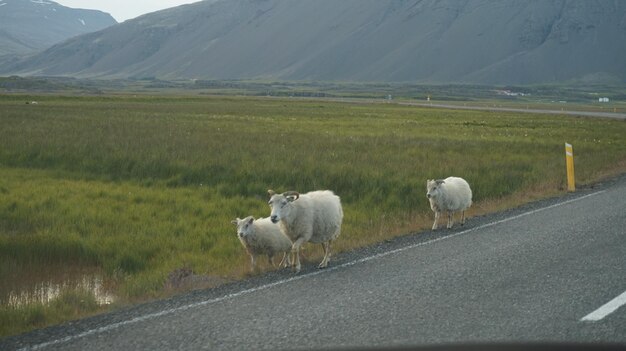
0,0 -> 116,56
1,0 -> 625,85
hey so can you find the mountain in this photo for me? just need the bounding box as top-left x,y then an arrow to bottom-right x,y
0,0 -> 116,56
1,0 -> 625,85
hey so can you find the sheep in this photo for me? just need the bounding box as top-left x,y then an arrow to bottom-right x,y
426,177 -> 472,230
231,216 -> 293,272
268,189 -> 343,273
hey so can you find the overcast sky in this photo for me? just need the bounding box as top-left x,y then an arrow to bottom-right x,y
55,0 -> 202,22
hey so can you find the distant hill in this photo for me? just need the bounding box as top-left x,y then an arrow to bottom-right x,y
1,0 -> 625,85
0,0 -> 116,56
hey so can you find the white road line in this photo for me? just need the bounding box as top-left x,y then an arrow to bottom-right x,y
581,290 -> 626,322
23,190 -> 606,350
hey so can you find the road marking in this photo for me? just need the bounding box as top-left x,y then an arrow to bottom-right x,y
581,290 -> 626,322
22,190 -> 606,350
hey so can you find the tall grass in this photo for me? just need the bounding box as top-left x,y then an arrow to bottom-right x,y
1,94 -> 625,336
0,288 -> 102,337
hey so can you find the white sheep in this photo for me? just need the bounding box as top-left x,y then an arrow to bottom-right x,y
426,177 -> 472,230
268,190 -> 343,273
231,216 -> 292,272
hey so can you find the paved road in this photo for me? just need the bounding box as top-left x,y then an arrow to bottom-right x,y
270,95 -> 626,120
401,102 -> 626,120
3,176 -> 626,350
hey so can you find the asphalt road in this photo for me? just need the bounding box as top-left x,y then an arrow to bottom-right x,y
271,95 -> 626,120
402,102 -> 626,120
3,175 -> 626,351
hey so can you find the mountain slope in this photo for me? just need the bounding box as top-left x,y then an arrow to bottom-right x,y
0,0 -> 116,56
1,0 -> 625,84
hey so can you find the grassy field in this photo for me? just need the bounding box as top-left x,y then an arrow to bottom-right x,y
1,94 -> 625,337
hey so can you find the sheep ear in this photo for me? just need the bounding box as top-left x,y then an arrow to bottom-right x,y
436,179 -> 445,185
268,189 -> 276,197
247,217 -> 254,225
231,218 -> 239,225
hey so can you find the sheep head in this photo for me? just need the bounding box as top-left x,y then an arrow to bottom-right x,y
268,190 -> 300,223
232,216 -> 255,238
426,179 -> 445,199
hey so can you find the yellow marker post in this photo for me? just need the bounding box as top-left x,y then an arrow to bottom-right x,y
565,143 -> 575,192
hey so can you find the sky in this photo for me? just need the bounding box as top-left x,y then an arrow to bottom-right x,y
54,0 -> 202,22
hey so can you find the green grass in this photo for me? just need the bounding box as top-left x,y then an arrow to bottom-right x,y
1,94 -> 625,337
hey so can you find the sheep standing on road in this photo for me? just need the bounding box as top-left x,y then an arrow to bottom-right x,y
231,216 -> 292,272
268,190 -> 343,273
426,177 -> 472,230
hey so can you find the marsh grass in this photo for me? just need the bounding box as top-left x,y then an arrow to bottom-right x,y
0,288 -> 103,337
1,94 -> 625,336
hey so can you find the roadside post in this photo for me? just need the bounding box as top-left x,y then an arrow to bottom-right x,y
565,142 -> 575,192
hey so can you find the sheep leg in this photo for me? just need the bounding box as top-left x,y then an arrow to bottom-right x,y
250,255 -> 257,273
319,241 -> 331,269
432,211 -> 440,230
290,250 -> 296,270
268,254 -> 276,268
278,252 -> 287,268
461,210 -> 466,226
447,211 -> 454,229
278,252 -> 292,268
292,238 -> 307,273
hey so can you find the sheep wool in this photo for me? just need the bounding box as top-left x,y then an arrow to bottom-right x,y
231,216 -> 292,272
426,177 -> 472,230
268,190 -> 343,273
